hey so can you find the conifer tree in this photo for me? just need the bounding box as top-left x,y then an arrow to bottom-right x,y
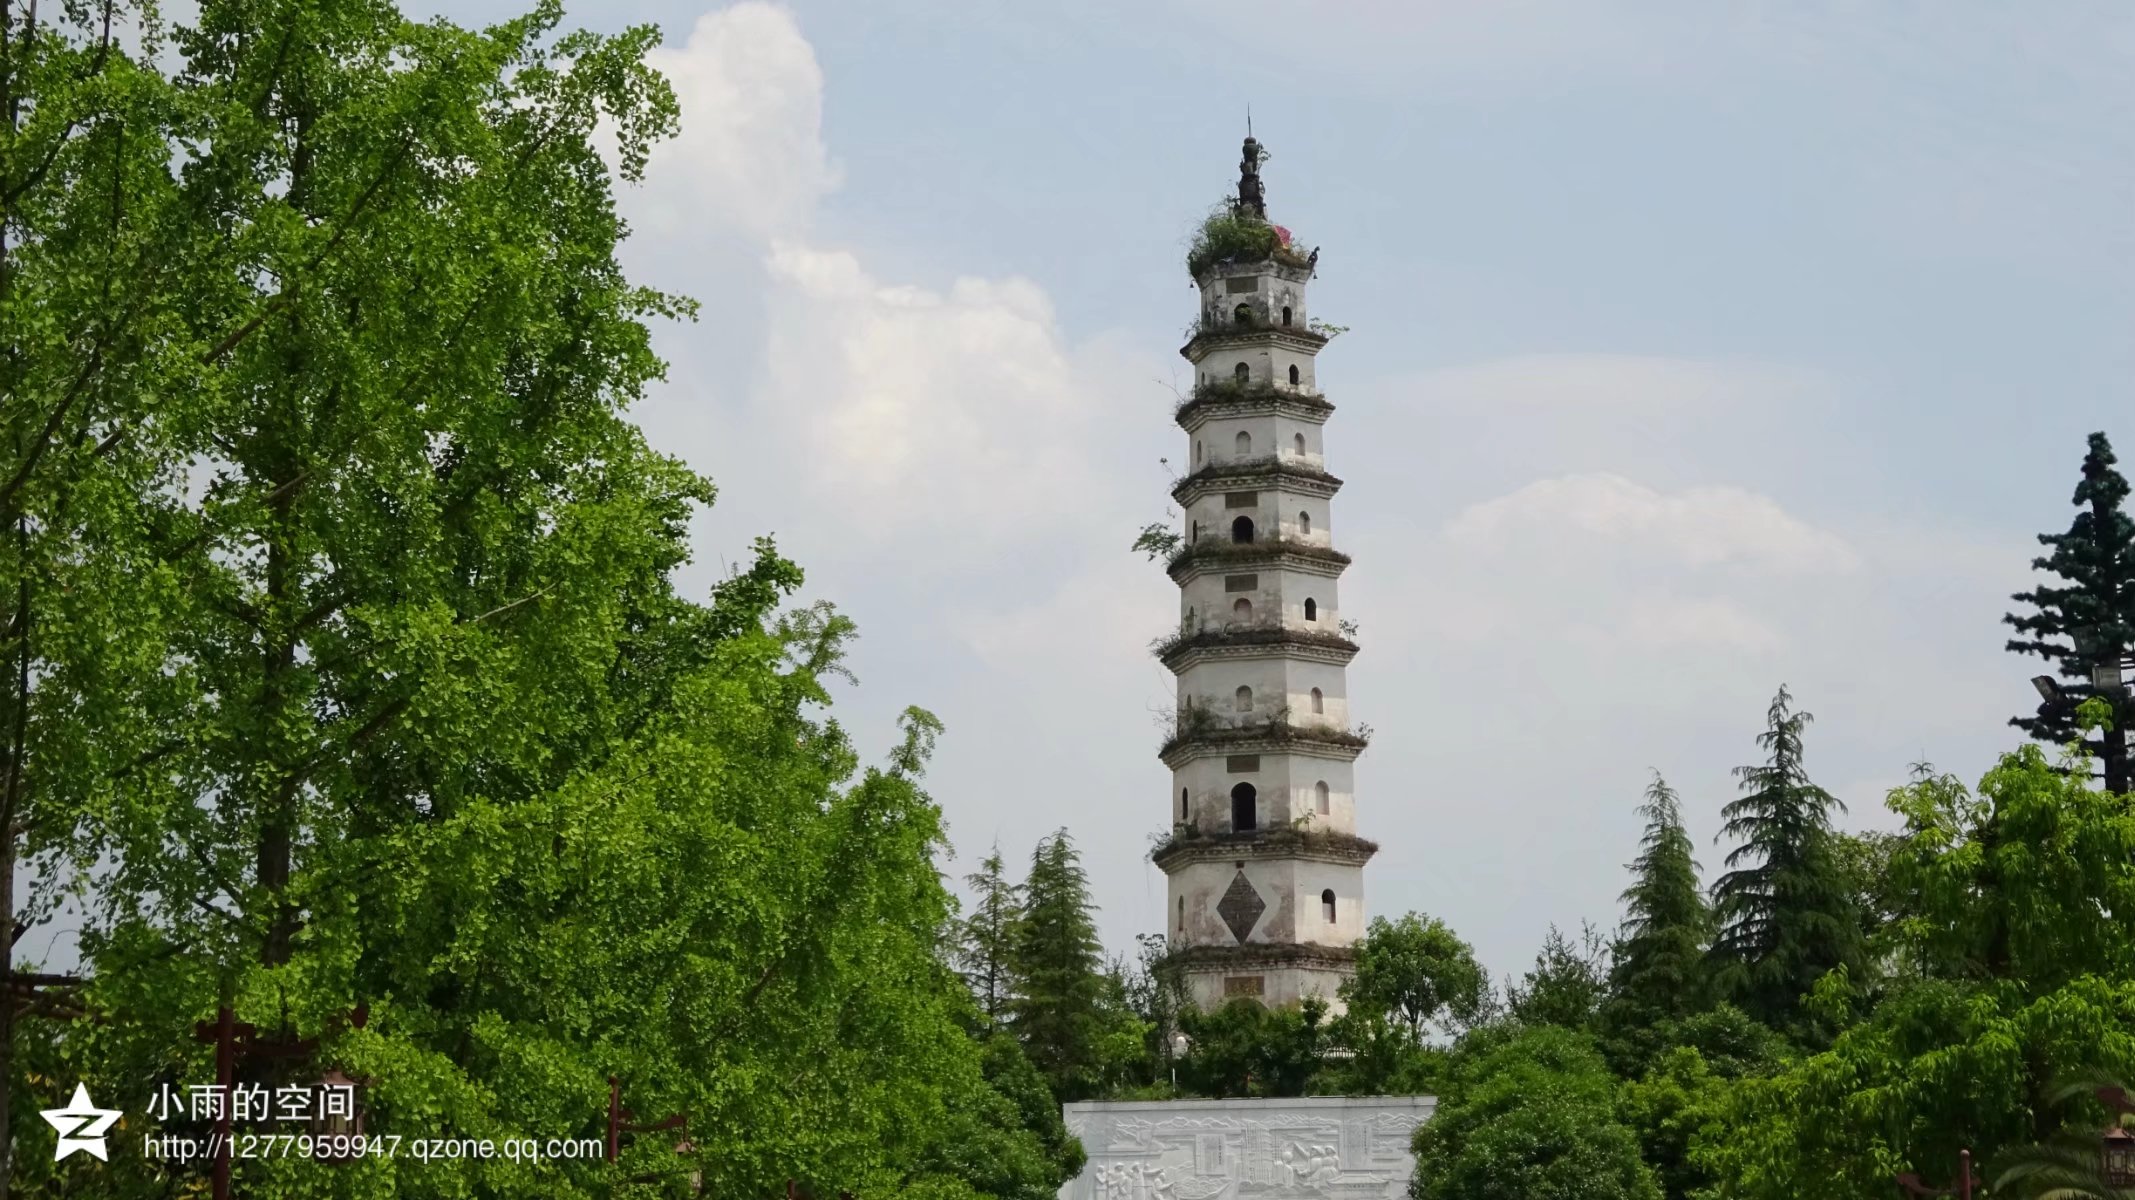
1609,773 -> 1714,1027
954,845 -> 1023,1030
2005,431 -> 2135,794
1708,686 -> 1866,1039
1008,829 -> 1118,1100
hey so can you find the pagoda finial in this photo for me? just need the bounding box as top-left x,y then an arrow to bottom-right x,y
1236,131 -> 1267,221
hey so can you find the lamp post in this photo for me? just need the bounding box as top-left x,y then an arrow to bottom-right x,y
2098,1087 -> 2135,1187
1895,1149 -> 1973,1200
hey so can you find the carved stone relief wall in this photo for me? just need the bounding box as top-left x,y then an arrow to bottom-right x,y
1059,1096 -> 1435,1200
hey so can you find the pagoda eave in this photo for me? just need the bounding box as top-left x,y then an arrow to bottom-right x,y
1151,829 -> 1379,872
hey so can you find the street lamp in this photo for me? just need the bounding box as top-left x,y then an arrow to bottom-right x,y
2098,1087 -> 2135,1187
1170,1032 -> 1190,1088
2102,1126 -> 2135,1187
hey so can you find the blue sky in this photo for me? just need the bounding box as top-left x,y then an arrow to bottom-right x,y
441,0 -> 2126,982
394,1 -> 2135,983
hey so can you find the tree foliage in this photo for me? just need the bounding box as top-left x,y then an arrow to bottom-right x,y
3,2 -> 1071,1195
1690,740 -> 2135,1199
1342,913 -> 1487,1044
1007,829 -> 1142,1103
1178,998 -> 1328,1099
1607,774 -> 1713,1036
1506,924 -> 1610,1034
955,846 -> 1023,1031
2006,431 -> 2135,794
1410,1025 -> 1659,1200
1708,685 -> 1866,1040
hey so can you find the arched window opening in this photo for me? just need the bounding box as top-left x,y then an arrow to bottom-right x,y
1311,687 -> 1324,714
1321,889 -> 1337,923
1186,606 -> 1196,628
1232,597 -> 1252,623
1233,362 -> 1251,384
1231,516 -> 1255,544
1233,303 -> 1254,325
1178,896 -> 1186,932
1299,511 -> 1312,536
1293,432 -> 1306,456
1234,685 -> 1253,713
1180,788 -> 1189,822
1303,597 -> 1317,622
1315,780 -> 1330,815
1195,440 -> 1203,464
1234,430 -> 1251,456
1281,305 -> 1292,326
1288,364 -> 1300,385
1231,783 -> 1258,832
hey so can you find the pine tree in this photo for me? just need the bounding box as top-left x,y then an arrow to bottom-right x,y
2006,431 -> 2135,794
1708,686 -> 1866,1039
1008,829 -> 1116,1101
954,845 -> 1023,1030
1610,773 -> 1714,1026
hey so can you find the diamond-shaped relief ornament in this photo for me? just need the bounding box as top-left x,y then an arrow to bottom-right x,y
1217,870 -> 1266,943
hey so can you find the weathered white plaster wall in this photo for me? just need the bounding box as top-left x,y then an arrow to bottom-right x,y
1168,859 -> 1364,947
1173,754 -> 1356,835
1178,566 -> 1341,632
1059,1096 -> 1434,1200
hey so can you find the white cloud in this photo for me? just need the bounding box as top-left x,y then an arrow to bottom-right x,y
1445,473 -> 1860,574
638,4 -> 840,242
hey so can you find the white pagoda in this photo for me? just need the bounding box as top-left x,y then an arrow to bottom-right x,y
1155,137 -> 1375,1013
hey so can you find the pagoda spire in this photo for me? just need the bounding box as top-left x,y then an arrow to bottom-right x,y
1236,134 -> 1268,221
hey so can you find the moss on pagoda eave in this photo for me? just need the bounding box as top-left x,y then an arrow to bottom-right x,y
1157,722 -> 1370,763
1168,459 -> 1343,506
1174,389 -> 1334,431
1154,628 -> 1359,669
1150,829 -> 1380,871
1165,540 -> 1352,583
1179,326 -> 1329,362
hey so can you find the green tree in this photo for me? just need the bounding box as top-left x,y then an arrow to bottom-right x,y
1008,828 -> 1137,1102
1506,923 -> 1610,1033
2006,431 -> 2135,795
3,2 -> 1056,1196
1708,685 -> 1866,1040
955,845 -> 1023,1030
1619,1046 -> 1731,1200
1178,997 -> 1328,1099
1693,738 -> 2135,1199
1119,932 -> 1191,1089
1342,913 -> 1487,1043
1606,773 -> 1713,1033
1410,1025 -> 1660,1200
1,0 -> 221,1177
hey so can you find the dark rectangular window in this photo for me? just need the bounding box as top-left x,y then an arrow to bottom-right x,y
1225,491 -> 1258,509
1226,755 -> 1260,773
1223,574 -> 1258,593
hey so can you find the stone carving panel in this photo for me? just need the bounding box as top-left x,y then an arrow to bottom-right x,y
1217,870 -> 1266,943
1059,1096 -> 1435,1200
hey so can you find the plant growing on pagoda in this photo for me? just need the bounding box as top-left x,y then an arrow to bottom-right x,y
2005,431 -> 2135,795
1132,521 -> 1183,562
1184,202 -> 1310,277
